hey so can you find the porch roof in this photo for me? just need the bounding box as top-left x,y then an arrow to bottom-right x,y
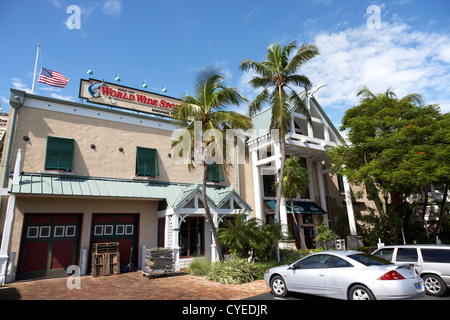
8,173 -> 251,212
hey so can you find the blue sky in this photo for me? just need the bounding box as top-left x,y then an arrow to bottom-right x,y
1,0 -> 449,130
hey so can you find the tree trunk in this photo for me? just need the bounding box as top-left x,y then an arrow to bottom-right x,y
202,162 -> 225,262
421,185 -> 429,223
434,184 -> 448,236
291,199 -> 307,249
275,138 -> 287,220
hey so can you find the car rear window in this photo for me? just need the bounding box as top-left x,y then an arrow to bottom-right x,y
421,249 -> 450,263
349,253 -> 393,266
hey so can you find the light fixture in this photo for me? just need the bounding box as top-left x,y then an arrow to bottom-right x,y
141,80 -> 147,89
115,73 -> 121,82
87,66 -> 93,75
162,84 -> 167,93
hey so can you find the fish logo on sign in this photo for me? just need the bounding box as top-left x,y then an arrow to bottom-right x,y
87,81 -> 104,98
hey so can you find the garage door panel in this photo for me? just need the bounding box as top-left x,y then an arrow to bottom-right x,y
18,214 -> 81,280
22,242 -> 49,273
91,214 -> 138,271
51,240 -> 75,270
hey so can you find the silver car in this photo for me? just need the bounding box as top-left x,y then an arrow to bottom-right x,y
373,244 -> 450,297
264,250 -> 425,300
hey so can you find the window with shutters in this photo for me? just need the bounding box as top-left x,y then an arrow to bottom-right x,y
136,147 -> 159,177
206,163 -> 224,182
44,136 -> 75,171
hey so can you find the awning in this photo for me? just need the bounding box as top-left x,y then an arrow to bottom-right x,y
265,200 -> 326,214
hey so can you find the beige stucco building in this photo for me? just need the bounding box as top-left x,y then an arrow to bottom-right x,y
0,80 -> 371,283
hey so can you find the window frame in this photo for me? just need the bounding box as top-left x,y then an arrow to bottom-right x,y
136,147 -> 159,177
44,136 -> 75,171
179,217 -> 205,258
206,163 -> 224,182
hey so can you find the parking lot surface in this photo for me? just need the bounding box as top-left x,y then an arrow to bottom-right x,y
0,271 -> 270,300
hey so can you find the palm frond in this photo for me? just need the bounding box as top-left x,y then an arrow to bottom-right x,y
286,74 -> 312,90
400,93 -> 423,105
248,87 -> 270,116
287,87 -> 312,124
239,60 -> 273,78
283,43 -> 319,75
357,85 -> 376,100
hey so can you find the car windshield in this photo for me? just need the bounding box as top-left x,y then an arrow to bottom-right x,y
348,253 -> 393,266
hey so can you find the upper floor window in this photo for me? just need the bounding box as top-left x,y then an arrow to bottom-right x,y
44,136 -> 75,171
136,147 -> 159,177
206,163 -> 224,182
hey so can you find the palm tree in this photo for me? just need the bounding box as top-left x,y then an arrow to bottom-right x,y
275,156 -> 310,248
171,67 -> 253,262
357,86 -> 423,105
239,40 -> 319,221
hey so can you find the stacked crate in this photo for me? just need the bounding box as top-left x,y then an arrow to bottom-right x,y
143,248 -> 174,277
91,242 -> 120,277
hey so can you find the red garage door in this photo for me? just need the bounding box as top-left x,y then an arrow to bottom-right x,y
90,214 -> 139,271
18,214 -> 82,280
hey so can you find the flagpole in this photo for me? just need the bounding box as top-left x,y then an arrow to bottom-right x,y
31,43 -> 40,94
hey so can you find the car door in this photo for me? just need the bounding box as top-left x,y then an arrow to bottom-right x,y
287,254 -> 330,295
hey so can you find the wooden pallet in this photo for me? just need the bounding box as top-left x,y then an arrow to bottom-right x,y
91,242 -> 120,277
92,242 -> 119,254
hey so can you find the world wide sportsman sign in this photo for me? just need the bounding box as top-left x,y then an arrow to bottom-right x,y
79,78 -> 181,117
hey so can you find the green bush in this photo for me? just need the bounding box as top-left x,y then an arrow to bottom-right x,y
187,258 -> 211,276
207,258 -> 254,284
252,260 -> 280,280
279,249 -> 312,264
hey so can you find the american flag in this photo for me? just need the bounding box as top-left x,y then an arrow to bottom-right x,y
38,67 -> 69,88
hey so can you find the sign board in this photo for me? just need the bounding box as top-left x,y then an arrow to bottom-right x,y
79,78 -> 181,118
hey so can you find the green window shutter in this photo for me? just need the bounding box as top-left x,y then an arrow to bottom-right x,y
207,163 -> 224,182
136,147 -> 159,176
45,136 -> 75,171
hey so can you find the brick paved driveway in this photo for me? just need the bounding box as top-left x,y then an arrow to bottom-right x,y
0,272 -> 270,300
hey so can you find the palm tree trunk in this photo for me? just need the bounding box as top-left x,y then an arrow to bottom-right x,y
291,199 -> 307,249
202,162 -> 225,262
275,138 -> 287,221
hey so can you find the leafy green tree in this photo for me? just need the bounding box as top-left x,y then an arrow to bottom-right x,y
172,67 -> 253,261
329,86 -> 449,242
239,41 -> 319,220
274,156 -> 310,247
218,213 -> 283,261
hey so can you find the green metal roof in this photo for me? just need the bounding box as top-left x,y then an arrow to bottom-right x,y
9,173 -> 251,211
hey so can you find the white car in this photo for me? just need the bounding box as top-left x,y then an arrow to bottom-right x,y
372,244 -> 450,297
264,250 -> 425,300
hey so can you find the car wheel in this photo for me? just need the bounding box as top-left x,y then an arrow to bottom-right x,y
349,285 -> 376,300
270,275 -> 288,297
423,274 -> 446,297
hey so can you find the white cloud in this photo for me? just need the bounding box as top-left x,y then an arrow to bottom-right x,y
11,78 -> 32,93
50,93 -> 75,102
102,0 -> 122,16
299,21 -> 450,117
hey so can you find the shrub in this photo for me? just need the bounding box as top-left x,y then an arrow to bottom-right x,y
207,258 -> 254,284
279,249 -> 312,264
187,258 -> 211,276
252,260 -> 280,280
